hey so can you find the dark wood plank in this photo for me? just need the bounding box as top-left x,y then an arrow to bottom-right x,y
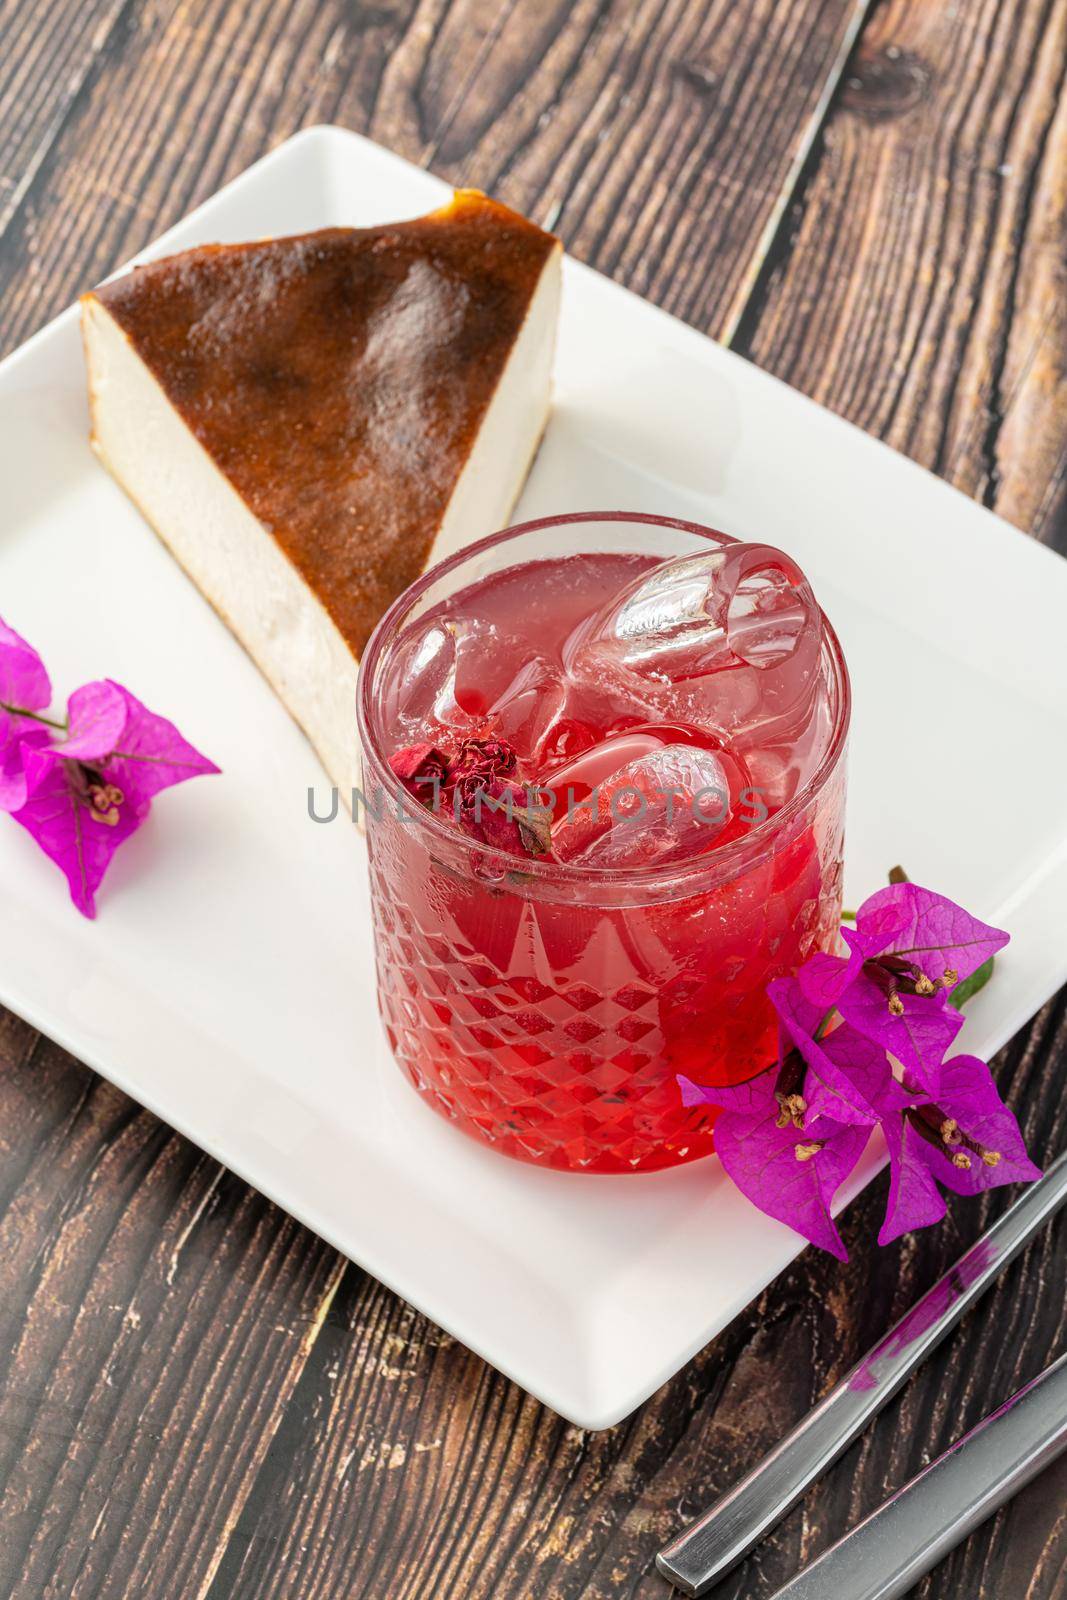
735,0 -> 1067,550
0,0 -> 413,357
0,0 -> 129,235
0,1010 -> 345,1599
372,0 -> 873,339
0,0 -> 870,357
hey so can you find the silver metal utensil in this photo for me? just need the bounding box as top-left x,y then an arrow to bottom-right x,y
657,1150 -> 1067,1597
757,1350 -> 1067,1600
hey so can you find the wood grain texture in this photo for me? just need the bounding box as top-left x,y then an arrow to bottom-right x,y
736,0 -> 1067,551
0,1010 -> 345,1600
0,0 -> 128,235
1,0 -> 1066,1596
0,0 -> 871,356
370,0 -> 872,339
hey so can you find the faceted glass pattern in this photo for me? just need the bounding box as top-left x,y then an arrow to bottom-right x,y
366,764 -> 845,1173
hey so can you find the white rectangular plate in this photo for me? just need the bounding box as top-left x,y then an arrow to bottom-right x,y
2,127 -> 1066,1430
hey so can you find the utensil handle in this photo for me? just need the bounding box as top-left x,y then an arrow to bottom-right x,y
760,1351 -> 1067,1600
657,1150 -> 1067,1597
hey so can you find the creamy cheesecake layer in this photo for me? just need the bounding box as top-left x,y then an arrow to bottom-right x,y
81,194 -> 561,796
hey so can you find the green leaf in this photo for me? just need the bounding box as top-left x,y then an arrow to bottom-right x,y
949,956 -> 996,1011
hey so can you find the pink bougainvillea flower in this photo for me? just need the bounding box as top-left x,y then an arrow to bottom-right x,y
0,618 -> 52,737
801,881 -> 1008,1010
798,881 -> 1005,1094
679,1071 -> 872,1261
835,973 -> 963,1097
50,681 -> 219,805
768,976 -> 891,1128
0,619 -> 57,810
858,882 -> 1009,987
12,742 -> 147,917
877,1053 -> 1041,1245
0,724 -> 52,812
9,679 -> 218,918
681,878 -> 1036,1260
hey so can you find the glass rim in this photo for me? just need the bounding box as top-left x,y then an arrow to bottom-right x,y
356,510 -> 851,894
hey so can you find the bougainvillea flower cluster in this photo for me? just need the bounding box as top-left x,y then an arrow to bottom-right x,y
0,618 -> 218,917
680,879 -> 1039,1259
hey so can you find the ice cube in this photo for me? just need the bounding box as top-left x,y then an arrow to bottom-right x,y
544,727 -> 669,804
742,744 -> 798,812
483,657 -> 570,765
566,542 -> 823,751
564,550 -> 734,682
551,741 -> 751,869
385,616 -> 500,742
385,620 -> 472,741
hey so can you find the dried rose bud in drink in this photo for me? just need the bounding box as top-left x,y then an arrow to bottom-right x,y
358,515 -> 849,1174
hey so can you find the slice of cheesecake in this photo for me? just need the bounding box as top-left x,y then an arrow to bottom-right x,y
81,191 -> 562,797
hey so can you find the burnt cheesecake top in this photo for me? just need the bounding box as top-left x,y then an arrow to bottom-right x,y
88,191 -> 559,656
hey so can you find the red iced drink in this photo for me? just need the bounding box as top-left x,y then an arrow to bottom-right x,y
358,514 -> 849,1173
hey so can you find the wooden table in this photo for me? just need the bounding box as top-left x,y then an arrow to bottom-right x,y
2,2 -> 1066,1596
